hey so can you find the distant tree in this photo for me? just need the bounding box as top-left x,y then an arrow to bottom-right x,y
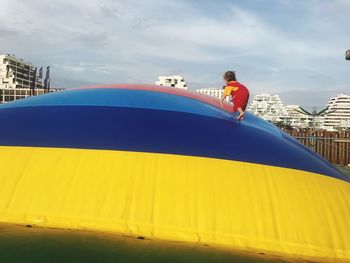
293,106 -> 337,151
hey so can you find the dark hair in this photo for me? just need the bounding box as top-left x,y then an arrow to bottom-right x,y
224,71 -> 236,82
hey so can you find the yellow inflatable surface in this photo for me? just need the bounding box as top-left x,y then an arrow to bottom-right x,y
0,85 -> 349,262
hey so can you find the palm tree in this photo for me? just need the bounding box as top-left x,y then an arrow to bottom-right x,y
294,106 -> 332,130
293,106 -> 336,150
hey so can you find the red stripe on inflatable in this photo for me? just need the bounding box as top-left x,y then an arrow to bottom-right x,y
70,84 -> 234,113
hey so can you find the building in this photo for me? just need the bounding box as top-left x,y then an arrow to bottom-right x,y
247,94 -> 285,123
156,75 -> 188,89
247,94 -> 326,128
0,54 -> 46,103
196,87 -> 230,102
322,94 -> 350,130
280,105 -> 318,128
235,92 -> 350,130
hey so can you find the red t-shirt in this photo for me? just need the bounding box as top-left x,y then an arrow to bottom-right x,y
224,81 -> 250,112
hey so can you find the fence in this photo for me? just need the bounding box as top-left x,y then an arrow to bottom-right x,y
283,130 -> 350,166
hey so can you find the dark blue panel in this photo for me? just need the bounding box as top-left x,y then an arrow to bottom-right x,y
0,88 -> 285,141
0,106 -> 347,182
0,89 -> 231,121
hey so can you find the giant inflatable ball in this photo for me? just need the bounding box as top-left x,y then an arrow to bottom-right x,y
0,85 -> 349,262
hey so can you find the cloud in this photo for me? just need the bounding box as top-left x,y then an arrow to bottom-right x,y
0,0 -> 349,106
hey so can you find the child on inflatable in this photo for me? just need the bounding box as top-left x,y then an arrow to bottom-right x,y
220,71 -> 250,121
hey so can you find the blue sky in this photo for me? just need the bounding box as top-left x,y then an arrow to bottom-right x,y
0,0 -> 349,107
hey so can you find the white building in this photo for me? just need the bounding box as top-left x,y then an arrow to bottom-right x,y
280,105 -> 318,128
244,93 -> 350,130
196,87 -> 230,102
247,94 -> 285,123
0,54 -> 45,103
156,75 -> 188,89
247,94 -> 325,128
322,94 -> 350,130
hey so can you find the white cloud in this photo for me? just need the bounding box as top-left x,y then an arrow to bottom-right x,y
0,0 -> 349,105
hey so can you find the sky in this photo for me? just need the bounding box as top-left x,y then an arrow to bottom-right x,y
0,0 -> 349,107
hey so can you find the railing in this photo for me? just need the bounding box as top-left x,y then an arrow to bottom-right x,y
283,130 -> 350,166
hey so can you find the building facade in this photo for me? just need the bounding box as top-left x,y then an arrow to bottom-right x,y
280,105 -> 318,128
247,94 -> 326,128
233,92 -> 350,130
247,94 -> 286,123
322,94 -> 350,130
0,54 -> 46,103
195,87 -> 230,102
156,75 -> 188,89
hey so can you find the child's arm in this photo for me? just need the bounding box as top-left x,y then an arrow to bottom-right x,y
221,86 -> 233,104
220,94 -> 227,103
